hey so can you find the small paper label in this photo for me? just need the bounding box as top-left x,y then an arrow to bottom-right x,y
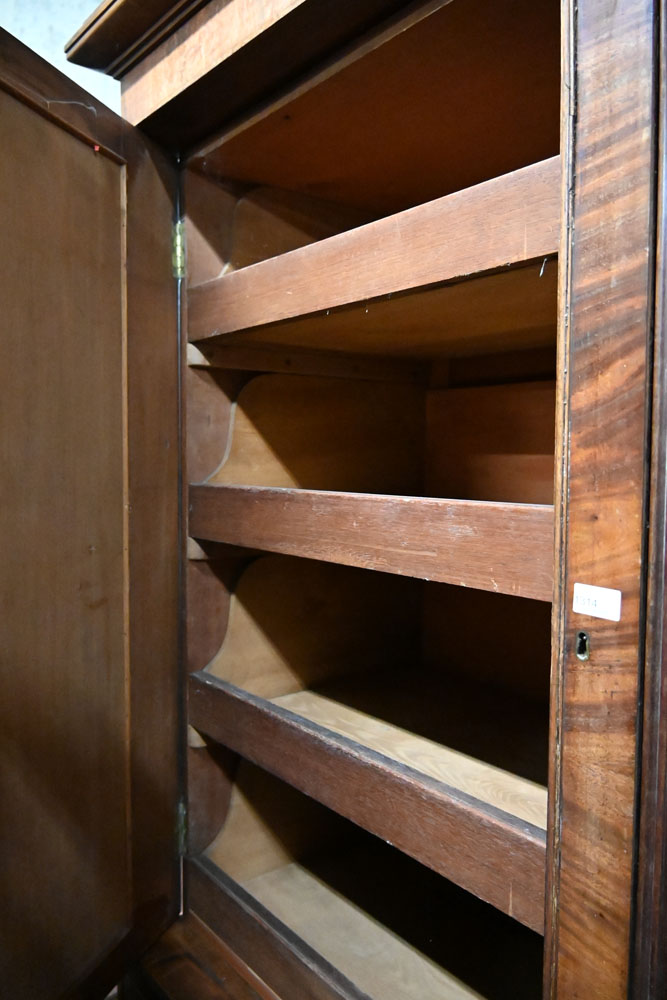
572,583 -> 622,622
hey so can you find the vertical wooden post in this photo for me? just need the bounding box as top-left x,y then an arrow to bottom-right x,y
632,4 -> 667,994
546,1 -> 659,997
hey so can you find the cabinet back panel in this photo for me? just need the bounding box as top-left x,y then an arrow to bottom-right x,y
206,759 -> 354,881
422,585 -> 552,705
426,381 -> 556,504
207,374 -> 425,492
205,555 -> 420,696
313,665 -> 549,787
198,554 -> 548,783
194,371 -> 555,500
192,0 -> 559,219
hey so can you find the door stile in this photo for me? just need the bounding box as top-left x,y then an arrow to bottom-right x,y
632,0 -> 667,991
546,0 -> 660,997
0,30 -> 181,998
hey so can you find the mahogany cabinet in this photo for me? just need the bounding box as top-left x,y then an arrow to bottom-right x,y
2,0 -> 666,996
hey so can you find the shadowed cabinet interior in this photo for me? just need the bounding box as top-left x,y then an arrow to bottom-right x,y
179,1 -> 559,993
8,0 -> 657,995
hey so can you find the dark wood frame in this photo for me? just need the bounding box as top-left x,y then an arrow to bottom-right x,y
632,2 -> 667,993
65,0 -> 211,78
546,0 -> 661,996
187,856 -> 371,1000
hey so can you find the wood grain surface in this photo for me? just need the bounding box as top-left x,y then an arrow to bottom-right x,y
0,71 -> 129,1000
66,0 -> 210,75
189,260 -> 557,361
186,367 -> 247,486
189,368 -> 557,507
188,157 -> 559,341
121,0 -> 306,108
243,862 -> 483,1000
190,858 -> 370,1000
184,170 -> 370,285
202,558 -> 549,782
189,673 -> 547,931
187,743 -> 237,857
186,558 -> 234,674
187,0 -> 559,215
205,759 -> 354,883
0,31 -> 179,998
426,381 -> 556,505
190,850 -> 544,1000
632,6 -> 667,993
122,913 -> 281,1000
188,340 -> 427,383
441,345 -> 557,389
120,0 -> 419,139
273,690 -> 547,830
189,485 -> 554,601
546,0 -> 659,997
203,555 -> 419,698
202,373 -> 423,493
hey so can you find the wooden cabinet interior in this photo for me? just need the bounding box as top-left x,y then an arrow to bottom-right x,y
5,0 -> 664,991
188,557 -> 550,931
187,763 -> 544,1000
186,161 -> 559,354
180,0 -> 561,992
185,0 -> 560,214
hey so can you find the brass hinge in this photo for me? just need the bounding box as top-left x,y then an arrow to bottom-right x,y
172,219 -> 185,278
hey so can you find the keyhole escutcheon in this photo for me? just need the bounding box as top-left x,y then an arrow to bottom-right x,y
576,630 -> 590,661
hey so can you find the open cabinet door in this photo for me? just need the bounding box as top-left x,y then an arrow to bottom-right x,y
0,30 -> 180,999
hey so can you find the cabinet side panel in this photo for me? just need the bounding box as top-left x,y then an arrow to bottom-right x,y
547,1 -> 658,997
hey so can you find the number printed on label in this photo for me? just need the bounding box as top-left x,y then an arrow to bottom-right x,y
572,582 -> 622,622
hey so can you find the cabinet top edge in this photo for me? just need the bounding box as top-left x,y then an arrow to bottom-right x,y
65,0 -> 209,78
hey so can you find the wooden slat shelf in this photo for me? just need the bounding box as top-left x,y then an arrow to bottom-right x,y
124,912 -> 279,1000
187,341 -> 429,383
275,690 -> 547,829
234,863 -> 483,1000
189,851 -> 544,1000
189,673 -> 547,932
189,859 -> 369,1000
188,485 -> 554,602
188,156 -> 560,348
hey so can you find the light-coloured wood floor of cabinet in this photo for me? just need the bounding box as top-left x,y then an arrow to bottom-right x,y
187,764 -> 544,1000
